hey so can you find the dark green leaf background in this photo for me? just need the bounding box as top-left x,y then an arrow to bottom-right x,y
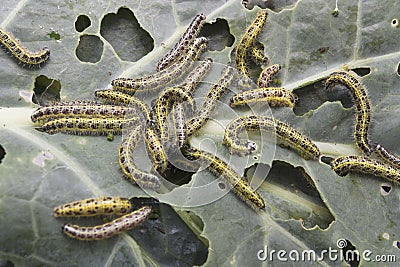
0,0 -> 399,266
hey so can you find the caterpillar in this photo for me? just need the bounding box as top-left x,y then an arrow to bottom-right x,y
152,86 -> 194,143
144,122 -> 168,174
119,124 -> 161,190
234,10 -> 268,77
257,64 -> 281,88
53,196 -> 131,217
62,206 -> 152,240
374,144 -> 400,168
185,66 -> 235,137
31,101 -> 135,123
0,28 -> 50,66
223,115 -> 321,159
94,89 -> 151,121
229,87 -> 296,109
156,14 -> 206,71
112,37 -> 208,94
249,45 -> 269,65
325,70 -> 373,155
36,117 -> 139,135
181,57 -> 213,94
183,147 -> 266,210
330,155 -> 400,184
172,102 -> 187,148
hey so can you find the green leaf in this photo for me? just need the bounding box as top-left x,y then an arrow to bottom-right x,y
1,0 -> 399,266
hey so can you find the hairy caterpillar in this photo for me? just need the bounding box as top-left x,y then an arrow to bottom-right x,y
257,64 -> 281,88
374,144 -> 400,169
0,28 -> 50,66
156,14 -> 206,71
183,147 -> 266,210
119,124 -> 161,190
249,45 -> 269,65
62,206 -> 152,240
172,102 -> 187,148
325,70 -> 373,155
223,115 -> 321,159
152,86 -> 195,143
31,101 -> 135,123
53,197 -> 131,217
144,122 -> 168,174
36,117 -> 139,135
330,155 -> 400,184
112,37 -> 208,94
234,10 -> 268,77
185,66 -> 235,137
94,89 -> 151,121
229,87 -> 296,108
181,57 -> 213,94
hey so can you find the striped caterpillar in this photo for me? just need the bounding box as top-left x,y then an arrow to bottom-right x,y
180,57 -> 213,94
53,197 -> 131,217
62,206 -> 152,240
31,101 -> 135,123
185,66 -> 235,137
374,144 -> 400,169
229,87 -> 296,109
223,115 -> 321,159
182,146 -> 266,210
330,155 -> 400,184
36,117 -> 140,135
172,103 -> 188,148
94,89 -> 151,121
119,124 -> 161,190
151,86 -> 195,144
111,37 -> 208,94
325,70 -> 373,155
234,10 -> 268,77
144,121 -> 168,174
156,14 -> 206,71
0,28 -> 50,66
249,45 -> 269,65
257,64 -> 281,88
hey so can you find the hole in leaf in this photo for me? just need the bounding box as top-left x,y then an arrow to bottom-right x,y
293,78 -> 353,116
381,184 -> 392,195
246,161 -> 334,229
317,46 -> 329,54
75,15 -> 91,32
391,18 -> 399,28
199,18 -> 234,51
341,239 -> 360,267
293,68 -> 370,115
75,34 -> 103,63
100,7 -> 154,62
320,156 -> 334,165
163,163 -> 194,186
0,145 -> 5,164
130,201 -> 208,266
32,75 -> 61,105
351,67 -> 371,77
397,62 -> 400,76
48,31 -> 61,41
0,259 -> 14,267
218,182 -> 226,190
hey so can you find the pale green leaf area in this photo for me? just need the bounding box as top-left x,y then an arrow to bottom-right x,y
0,0 -> 399,266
